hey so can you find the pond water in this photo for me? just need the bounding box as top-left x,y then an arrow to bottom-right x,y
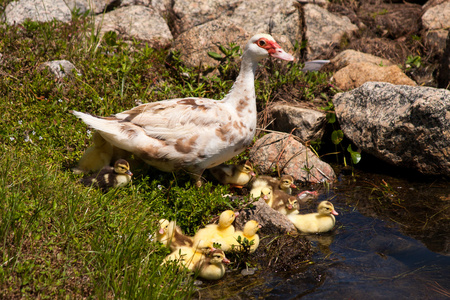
195,169 -> 450,299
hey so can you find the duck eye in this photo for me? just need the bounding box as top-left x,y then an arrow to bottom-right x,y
258,39 -> 266,47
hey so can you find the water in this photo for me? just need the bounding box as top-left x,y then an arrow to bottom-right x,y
195,170 -> 450,299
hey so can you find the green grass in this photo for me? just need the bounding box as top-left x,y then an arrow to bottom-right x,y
0,14 -> 335,298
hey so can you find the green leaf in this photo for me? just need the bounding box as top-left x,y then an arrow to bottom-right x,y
331,130 -> 343,145
207,51 -> 223,60
326,112 -> 336,124
347,144 -> 361,164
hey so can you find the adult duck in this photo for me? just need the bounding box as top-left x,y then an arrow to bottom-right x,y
72,34 -> 293,186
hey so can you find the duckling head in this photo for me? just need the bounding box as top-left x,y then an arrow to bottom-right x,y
260,187 -> 273,203
279,175 -> 296,190
286,196 -> 298,211
318,201 -> 339,216
194,239 -> 216,254
114,159 -> 133,176
218,210 -> 238,228
237,161 -> 256,176
157,219 -> 170,235
243,220 -> 261,236
209,249 -> 230,265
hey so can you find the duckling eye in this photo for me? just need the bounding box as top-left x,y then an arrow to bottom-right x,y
258,39 -> 266,47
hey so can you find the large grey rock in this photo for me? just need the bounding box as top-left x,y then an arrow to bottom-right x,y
268,104 -> 327,142
334,82 -> 450,176
302,4 -> 358,60
332,62 -> 416,90
94,5 -> 173,47
5,0 -> 73,25
249,133 -> 336,184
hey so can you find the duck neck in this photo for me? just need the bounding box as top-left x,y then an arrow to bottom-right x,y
221,51 -> 258,111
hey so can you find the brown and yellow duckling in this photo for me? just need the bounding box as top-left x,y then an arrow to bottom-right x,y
209,161 -> 256,188
163,239 -> 215,271
196,249 -> 230,280
271,190 -> 300,215
250,174 -> 297,198
79,159 -> 132,192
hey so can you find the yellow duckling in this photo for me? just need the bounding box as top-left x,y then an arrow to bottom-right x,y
79,159 -> 132,192
193,210 -> 238,251
196,249 -> 230,280
250,174 -> 296,198
163,239 -> 214,271
209,161 -> 256,188
155,219 -> 171,246
226,220 -> 261,253
287,201 -> 339,234
271,190 -> 300,215
73,131 -> 113,174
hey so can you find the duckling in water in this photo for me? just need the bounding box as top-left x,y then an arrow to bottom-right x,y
287,201 -> 338,234
209,161 -> 256,188
79,159 -> 132,192
225,220 -> 261,253
193,210 -> 238,252
250,174 -> 296,198
196,249 -> 230,280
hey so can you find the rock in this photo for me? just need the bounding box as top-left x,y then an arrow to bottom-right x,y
324,49 -> 393,73
234,198 -> 296,235
39,60 -> 81,79
268,104 -> 327,142
332,62 -> 416,90
94,5 -> 173,48
5,0 -> 73,25
334,82 -> 450,177
173,0 -> 240,34
301,4 -> 358,60
249,133 -> 336,184
229,0 -> 299,47
422,1 -> 450,56
172,17 -> 250,67
437,30 -> 450,89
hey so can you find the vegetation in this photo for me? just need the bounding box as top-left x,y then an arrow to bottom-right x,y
0,14 -> 337,298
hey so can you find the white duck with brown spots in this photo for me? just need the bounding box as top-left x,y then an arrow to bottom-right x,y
72,34 -> 294,186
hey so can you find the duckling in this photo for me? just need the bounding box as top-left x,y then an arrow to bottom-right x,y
73,131 -> 113,174
196,249 -> 230,280
271,190 -> 300,215
155,219 -> 171,246
287,201 -> 339,234
226,220 -> 261,253
250,174 -> 296,198
163,239 -> 215,271
79,159 -> 132,192
193,210 -> 238,252
257,186 -> 274,207
209,161 -> 256,188
165,221 -> 194,252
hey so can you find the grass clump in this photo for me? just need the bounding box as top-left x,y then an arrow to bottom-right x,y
0,12 -> 335,298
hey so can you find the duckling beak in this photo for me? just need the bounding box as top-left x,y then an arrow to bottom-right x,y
290,183 -> 297,188
331,209 -> 339,216
287,204 -> 293,210
222,257 -> 231,264
250,171 -> 256,177
258,224 -> 262,229
159,228 -> 165,234
126,170 -> 133,176
234,211 -> 240,217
